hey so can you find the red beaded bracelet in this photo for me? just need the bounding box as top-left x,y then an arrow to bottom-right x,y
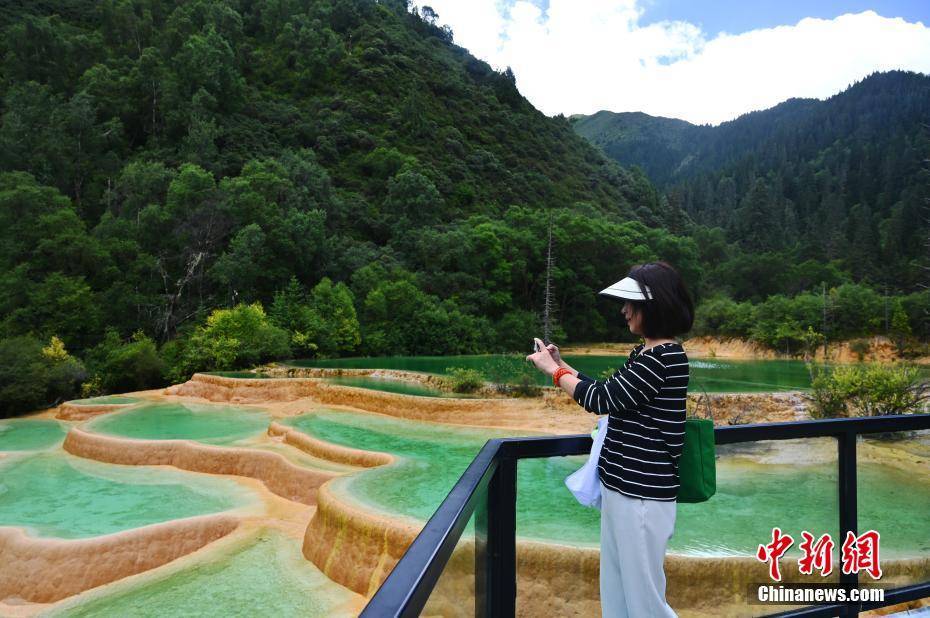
552,367 -> 572,387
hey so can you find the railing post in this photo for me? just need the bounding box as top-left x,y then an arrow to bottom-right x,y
475,455 -> 517,617
837,430 -> 858,618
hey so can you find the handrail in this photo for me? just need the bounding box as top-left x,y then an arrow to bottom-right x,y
362,414 -> 930,617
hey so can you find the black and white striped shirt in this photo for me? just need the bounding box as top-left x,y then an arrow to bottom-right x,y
572,341 -> 689,501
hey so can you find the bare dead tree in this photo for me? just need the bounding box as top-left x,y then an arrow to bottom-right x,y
155,251 -> 205,341
542,210 -> 555,345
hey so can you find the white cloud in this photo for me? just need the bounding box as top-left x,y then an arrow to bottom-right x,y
420,2 -> 930,125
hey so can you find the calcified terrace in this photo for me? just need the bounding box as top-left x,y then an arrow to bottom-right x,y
0,369 -> 926,617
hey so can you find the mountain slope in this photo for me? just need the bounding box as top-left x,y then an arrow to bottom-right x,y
572,70 -> 930,290
572,110 -> 708,187
0,0 -> 689,360
0,0 -> 652,226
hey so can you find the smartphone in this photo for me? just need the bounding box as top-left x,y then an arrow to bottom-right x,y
533,339 -> 541,353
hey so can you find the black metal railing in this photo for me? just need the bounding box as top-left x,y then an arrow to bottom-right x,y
361,414 -> 930,618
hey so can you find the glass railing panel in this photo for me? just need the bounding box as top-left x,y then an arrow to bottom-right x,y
420,511 -> 477,616
856,427 -> 930,594
515,454 -> 600,616
512,437 -> 843,616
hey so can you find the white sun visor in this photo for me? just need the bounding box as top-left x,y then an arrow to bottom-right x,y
598,276 -> 653,301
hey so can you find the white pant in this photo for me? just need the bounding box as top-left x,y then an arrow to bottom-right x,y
599,482 -> 678,618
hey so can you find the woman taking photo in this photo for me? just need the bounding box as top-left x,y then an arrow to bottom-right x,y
526,261 -> 694,618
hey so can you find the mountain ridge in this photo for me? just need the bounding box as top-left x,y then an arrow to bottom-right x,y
571,70 -> 927,187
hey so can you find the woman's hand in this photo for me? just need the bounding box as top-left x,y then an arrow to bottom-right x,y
525,337 -> 560,377
546,343 -> 566,368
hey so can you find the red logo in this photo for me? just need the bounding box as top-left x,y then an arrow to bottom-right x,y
756,527 -> 794,581
841,530 -> 882,579
798,531 -> 834,576
757,528 -> 882,581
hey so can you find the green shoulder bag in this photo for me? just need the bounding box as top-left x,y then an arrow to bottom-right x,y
677,417 -> 716,503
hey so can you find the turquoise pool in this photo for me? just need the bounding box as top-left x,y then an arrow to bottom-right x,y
69,396 -> 140,405
0,418 -> 67,451
85,402 -> 270,446
287,354 -> 819,393
49,529 -> 358,617
0,453 -> 258,538
285,410 -> 930,557
325,376 -> 479,398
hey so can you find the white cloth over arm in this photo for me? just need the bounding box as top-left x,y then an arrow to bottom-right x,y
565,415 -> 610,509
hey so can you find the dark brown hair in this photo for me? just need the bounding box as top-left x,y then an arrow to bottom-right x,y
626,261 -> 694,338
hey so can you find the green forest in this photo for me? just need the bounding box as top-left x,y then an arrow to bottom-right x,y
572,70 -> 930,301
1,0 -> 928,414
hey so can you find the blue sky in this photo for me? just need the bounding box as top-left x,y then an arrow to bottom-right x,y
425,1 -> 930,124
637,1 -> 927,36
519,0 -> 929,35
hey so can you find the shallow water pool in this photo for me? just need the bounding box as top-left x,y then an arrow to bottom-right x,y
0,418 -> 67,451
284,411 -> 599,545
69,396 -> 140,405
49,529 -> 358,617
325,375 -> 479,398
286,411 -> 930,557
86,402 -> 270,445
0,453 -> 258,538
288,354 -> 819,392
201,371 -> 271,379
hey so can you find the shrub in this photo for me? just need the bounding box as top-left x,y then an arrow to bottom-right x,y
484,355 -> 542,397
270,277 -> 324,356
485,355 -> 519,391
308,277 -> 361,356
0,335 -> 86,416
445,367 -> 485,393
80,375 -> 103,398
270,275 -> 364,357
693,295 -> 754,337
889,298 -> 912,355
801,326 -> 825,361
361,279 -> 490,355
86,330 -> 165,393
508,374 -> 543,397
806,363 -> 848,419
750,295 -> 805,353
806,362 -> 930,419
158,337 -> 187,385
900,290 -> 930,340
829,284 -> 883,339
169,303 -> 291,381
848,339 -> 871,362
